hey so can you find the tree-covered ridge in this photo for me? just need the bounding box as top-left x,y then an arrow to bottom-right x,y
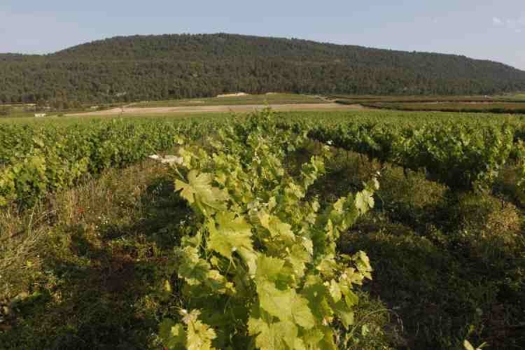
1,33 -> 525,104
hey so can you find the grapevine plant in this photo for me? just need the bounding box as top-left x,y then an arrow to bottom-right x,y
0,118 -> 216,207
159,110 -> 377,349
302,120 -> 514,190
516,140 -> 525,195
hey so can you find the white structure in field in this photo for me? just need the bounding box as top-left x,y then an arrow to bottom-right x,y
34,113 -> 46,118
217,92 -> 249,98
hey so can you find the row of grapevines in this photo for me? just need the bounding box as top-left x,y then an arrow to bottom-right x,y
280,116 -> 516,190
3,110 -> 523,206
158,110 -> 378,349
0,117 -> 220,207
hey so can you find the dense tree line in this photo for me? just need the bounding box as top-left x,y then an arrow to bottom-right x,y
1,33 -> 525,104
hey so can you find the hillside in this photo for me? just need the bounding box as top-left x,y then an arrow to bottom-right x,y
1,33 -> 525,104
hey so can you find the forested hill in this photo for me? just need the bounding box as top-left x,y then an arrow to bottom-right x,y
1,33 -> 525,104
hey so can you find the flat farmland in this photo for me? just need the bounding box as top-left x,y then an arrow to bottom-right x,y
132,93 -> 328,107
67,103 -> 363,117
1,109 -> 524,350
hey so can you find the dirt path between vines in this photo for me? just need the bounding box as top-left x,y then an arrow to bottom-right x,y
67,103 -> 365,116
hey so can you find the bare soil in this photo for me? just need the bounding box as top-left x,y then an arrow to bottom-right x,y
67,103 -> 364,116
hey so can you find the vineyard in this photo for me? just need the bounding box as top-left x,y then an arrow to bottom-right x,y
358,102 -> 525,114
331,94 -> 525,114
0,115 -> 226,206
1,109 -> 524,349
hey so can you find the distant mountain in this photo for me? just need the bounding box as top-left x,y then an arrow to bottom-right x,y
1,33 -> 524,104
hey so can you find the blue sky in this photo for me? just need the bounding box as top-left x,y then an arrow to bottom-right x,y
1,0 -> 524,69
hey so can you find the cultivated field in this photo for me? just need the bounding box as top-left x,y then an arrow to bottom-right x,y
0,109 -> 524,350
132,93 -> 329,107
6,93 -> 525,120
67,102 -> 363,117
332,93 -> 525,114
359,101 -> 525,114
66,93 -> 357,117
329,93 -> 525,103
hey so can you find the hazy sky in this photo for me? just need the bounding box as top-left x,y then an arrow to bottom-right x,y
1,0 -> 524,69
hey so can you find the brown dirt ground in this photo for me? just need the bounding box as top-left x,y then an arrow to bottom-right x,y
67,103 -> 365,117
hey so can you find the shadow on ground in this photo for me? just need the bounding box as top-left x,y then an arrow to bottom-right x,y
309,147 -> 525,350
0,176 -> 191,350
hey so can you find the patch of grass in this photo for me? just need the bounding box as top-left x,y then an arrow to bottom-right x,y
502,93 -> 525,100
493,164 -> 525,208
0,160 -> 191,349
337,292 -> 403,350
307,146 -> 450,233
309,145 -> 525,350
343,217 -> 525,349
376,167 -> 449,233
452,192 -> 522,236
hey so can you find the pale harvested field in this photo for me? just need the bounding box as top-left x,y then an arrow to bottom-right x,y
67,103 -> 364,116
